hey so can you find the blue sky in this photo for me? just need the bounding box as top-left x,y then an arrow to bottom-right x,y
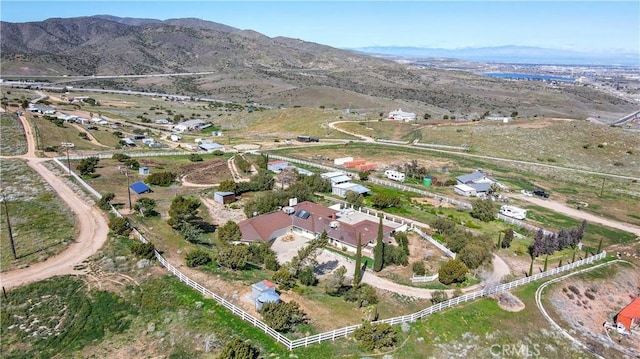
1,1 -> 638,53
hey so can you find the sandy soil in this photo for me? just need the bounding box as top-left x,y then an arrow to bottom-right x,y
0,113 -> 109,289
201,197 -> 246,226
547,265 -> 640,355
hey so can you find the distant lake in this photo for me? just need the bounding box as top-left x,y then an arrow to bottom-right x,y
483,73 -> 575,82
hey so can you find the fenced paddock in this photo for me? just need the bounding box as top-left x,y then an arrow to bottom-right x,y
50,158 -> 607,350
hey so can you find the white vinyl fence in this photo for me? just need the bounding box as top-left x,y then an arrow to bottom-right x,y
411,273 -> 439,283
56,150 -> 190,161
50,158 -> 607,350
412,227 -> 456,259
497,213 -> 554,237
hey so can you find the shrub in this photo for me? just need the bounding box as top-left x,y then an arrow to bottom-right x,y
458,241 -> 491,269
353,322 -> 397,351
438,259 -> 468,285
112,153 -> 131,162
430,290 -> 448,304
299,266 -> 318,286
344,284 -> 378,307
131,242 -> 155,259
215,244 -> 250,270
272,267 -> 296,290
97,192 -> 115,210
189,154 -> 203,162
145,171 -> 176,186
124,158 -> 139,170
185,249 -> 212,267
470,199 -> 496,222
109,216 -> 131,236
370,193 -> 401,209
568,285 -> 580,296
217,338 -> 259,359
259,301 -> 305,333
412,261 -> 426,276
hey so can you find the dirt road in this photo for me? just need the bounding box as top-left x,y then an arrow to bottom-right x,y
512,194 -> 640,237
328,121 -> 375,142
0,112 -> 109,289
320,250 -> 511,299
69,123 -> 110,148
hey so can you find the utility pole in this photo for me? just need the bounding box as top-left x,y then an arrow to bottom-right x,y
66,145 -> 71,174
1,193 -> 17,259
600,177 -> 606,197
125,171 -> 132,211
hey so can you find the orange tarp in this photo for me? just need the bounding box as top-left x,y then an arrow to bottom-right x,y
616,296 -> 640,331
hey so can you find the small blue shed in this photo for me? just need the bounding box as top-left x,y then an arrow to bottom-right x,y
130,181 -> 152,194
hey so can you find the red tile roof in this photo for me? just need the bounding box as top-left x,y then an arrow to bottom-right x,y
238,201 -> 396,248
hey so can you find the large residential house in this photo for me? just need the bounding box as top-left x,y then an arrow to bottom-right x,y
454,169 -> 507,197
173,119 -> 207,132
238,201 -> 405,254
388,108 -> 417,121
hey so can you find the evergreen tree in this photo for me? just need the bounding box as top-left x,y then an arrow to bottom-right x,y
576,220 -> 587,243
373,216 -> 384,272
354,233 -> 363,285
502,229 -> 514,249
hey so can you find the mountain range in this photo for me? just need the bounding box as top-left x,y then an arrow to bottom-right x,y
1,15 -> 636,120
351,46 -> 640,66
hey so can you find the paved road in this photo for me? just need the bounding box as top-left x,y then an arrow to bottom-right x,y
0,112 -> 109,289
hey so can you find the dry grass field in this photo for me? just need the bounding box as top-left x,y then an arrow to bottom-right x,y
0,159 -> 75,271
0,113 -> 27,156
337,118 -> 640,177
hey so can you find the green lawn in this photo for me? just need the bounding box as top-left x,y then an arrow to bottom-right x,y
524,204 -> 637,247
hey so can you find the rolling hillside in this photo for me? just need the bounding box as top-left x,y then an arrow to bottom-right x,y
1,16 -> 636,120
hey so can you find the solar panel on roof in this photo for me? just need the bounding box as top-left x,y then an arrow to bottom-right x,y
296,210 -> 310,219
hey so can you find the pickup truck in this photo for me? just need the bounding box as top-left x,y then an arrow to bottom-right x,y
533,189 -> 550,198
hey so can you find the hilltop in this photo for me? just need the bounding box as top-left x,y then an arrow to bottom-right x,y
1,15 -> 636,120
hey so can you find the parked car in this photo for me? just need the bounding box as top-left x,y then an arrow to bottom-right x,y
533,189 -> 550,198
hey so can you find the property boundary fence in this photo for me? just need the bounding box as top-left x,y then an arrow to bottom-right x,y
412,227 -> 456,259
53,158 -> 102,199
497,213 -> 554,237
411,273 -> 439,283
413,142 -> 470,151
50,158 -> 607,350
56,150 -> 190,161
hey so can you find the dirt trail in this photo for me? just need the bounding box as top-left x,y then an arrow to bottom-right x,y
0,112 -> 109,289
512,194 -> 640,237
69,123 -> 110,148
328,121 -> 375,142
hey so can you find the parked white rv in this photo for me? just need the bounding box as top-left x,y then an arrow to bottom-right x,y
384,170 -> 406,182
499,205 -> 527,220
